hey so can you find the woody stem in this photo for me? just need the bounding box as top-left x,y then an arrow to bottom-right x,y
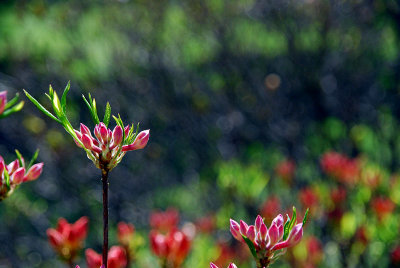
102,168 -> 109,268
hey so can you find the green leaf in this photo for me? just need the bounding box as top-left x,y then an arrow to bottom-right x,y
4,93 -> 20,109
23,90 -> 61,123
14,150 -> 24,167
61,81 -> 70,113
27,149 -> 40,169
4,168 -> 10,189
302,208 -> 309,226
103,102 -> 111,127
52,91 -> 63,117
0,101 -> 24,119
288,206 -> 297,233
242,235 -> 257,259
82,94 -> 100,124
283,215 -> 291,241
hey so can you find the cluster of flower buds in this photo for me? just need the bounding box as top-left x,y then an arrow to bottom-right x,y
230,208 -> 307,267
320,151 -> 359,184
85,246 -> 127,268
47,217 -> 89,261
210,263 -> 237,268
150,228 -> 191,268
0,153 -> 43,201
24,84 -> 149,171
74,122 -> 149,170
0,90 -> 24,118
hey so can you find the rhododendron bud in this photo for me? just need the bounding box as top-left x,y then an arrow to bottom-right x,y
210,263 -> 238,268
47,217 -> 89,261
11,167 -> 25,184
23,163 -> 43,182
0,91 -> 6,114
229,219 -> 242,241
110,126 -> 123,149
122,130 -> 150,151
230,207 -> 307,266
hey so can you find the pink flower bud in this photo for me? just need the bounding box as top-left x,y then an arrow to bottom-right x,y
110,126 -> 123,149
255,215 -> 263,233
267,223 -> 279,248
7,159 -> 20,174
228,264 -> 237,268
271,223 -> 303,251
260,222 -> 268,241
80,123 -> 92,138
239,220 -> 249,236
122,129 -> 150,151
11,167 -> 25,184
124,126 -> 130,137
230,219 -> 242,241
100,123 -> 108,142
0,91 -> 7,114
246,225 -> 256,242
23,163 -> 44,182
82,134 -> 94,150
210,263 -> 219,268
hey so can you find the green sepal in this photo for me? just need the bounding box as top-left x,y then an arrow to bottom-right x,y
242,234 -> 257,259
103,102 -> 111,127
14,150 -> 24,167
23,89 -> 61,123
0,101 -> 24,119
27,149 -> 40,169
61,81 -> 70,113
4,93 -> 20,109
302,208 -> 309,226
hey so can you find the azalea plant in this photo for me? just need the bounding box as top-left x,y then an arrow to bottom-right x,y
24,83 -> 149,268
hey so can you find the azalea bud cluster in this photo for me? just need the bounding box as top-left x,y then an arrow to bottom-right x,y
0,153 -> 43,201
74,122 -> 149,170
225,208 -> 307,268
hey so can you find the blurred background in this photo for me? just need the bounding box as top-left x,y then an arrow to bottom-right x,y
0,0 -> 400,267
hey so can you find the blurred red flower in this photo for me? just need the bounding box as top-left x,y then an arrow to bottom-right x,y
371,197 -> 395,221
275,159 -> 296,184
320,152 -> 359,185
86,246 -> 127,268
150,208 -> 180,233
150,228 -> 191,268
47,217 -> 88,261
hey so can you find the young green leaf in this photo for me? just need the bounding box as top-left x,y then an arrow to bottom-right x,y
288,206 -> 297,233
14,150 -> 24,167
61,81 -> 70,113
242,235 -> 257,259
302,208 -> 309,226
82,94 -> 100,124
103,102 -> 111,127
27,149 -> 40,169
283,215 -> 291,241
0,101 -> 24,119
4,169 -> 10,189
4,93 -> 20,109
23,90 -> 61,123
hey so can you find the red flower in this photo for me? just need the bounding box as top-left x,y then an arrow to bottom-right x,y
117,222 -> 135,247
150,228 -> 191,268
391,246 -> 400,265
260,196 -> 281,223
150,208 -> 180,233
371,197 -> 396,221
320,152 -> 359,184
46,217 -> 88,261
299,187 -> 319,212
85,246 -> 127,268
330,187 -> 346,204
275,159 -> 296,183
195,215 -> 216,234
